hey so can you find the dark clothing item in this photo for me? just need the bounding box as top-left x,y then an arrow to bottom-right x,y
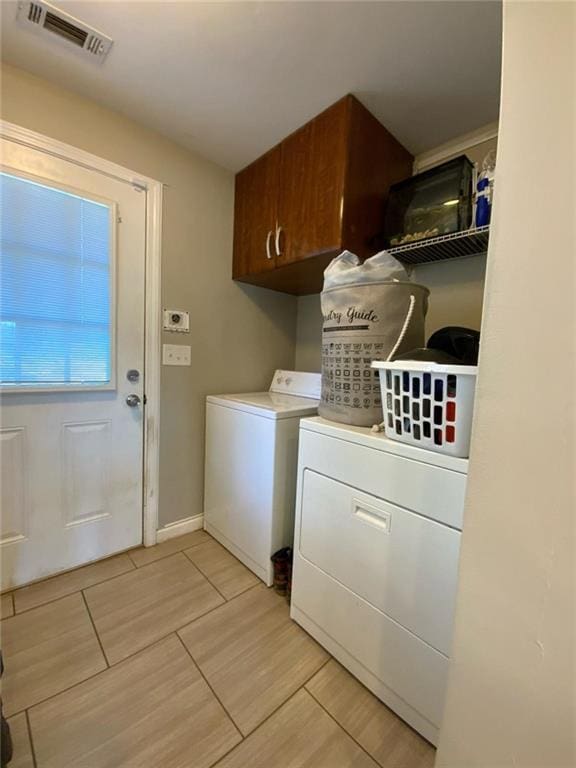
1,652 -> 12,766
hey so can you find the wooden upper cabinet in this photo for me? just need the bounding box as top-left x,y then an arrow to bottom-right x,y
232,146 -> 280,279
276,99 -> 348,267
233,95 -> 413,295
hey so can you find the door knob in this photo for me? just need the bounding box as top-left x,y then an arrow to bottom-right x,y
125,394 -> 141,408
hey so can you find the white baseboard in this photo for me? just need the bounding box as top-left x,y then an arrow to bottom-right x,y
155,514 -> 204,543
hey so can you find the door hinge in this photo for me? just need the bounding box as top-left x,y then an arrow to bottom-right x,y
143,394 -> 147,405
117,215 -> 122,224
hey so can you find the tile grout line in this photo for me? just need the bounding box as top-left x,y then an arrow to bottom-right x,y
209,688 -> 317,768
126,550 -> 144,569
0,592 -> 14,618
209,736 -> 247,767
80,591 -> 110,667
225,581 -> 263,602
305,663 -> 436,753
3,574 -> 263,721
181,549 -> 262,604
5,546 -> 317,736
6,551 -> 137,598
230,655 -> 332,740
7,664 -> 110,721
305,684 -> 385,768
9,580 -> 266,718
9,542 -> 211,618
209,656 -> 333,768
89,581 -> 262,671
7,533 -> 214,615
174,632 -> 244,744
128,535 -> 210,569
182,550 -> 229,602
199,580 -> 262,610
7,589 -> 362,768
9,567 -> 136,618
9,630 -> 196,721
24,709 -> 38,768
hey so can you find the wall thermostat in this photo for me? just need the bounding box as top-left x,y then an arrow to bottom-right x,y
163,309 -> 190,333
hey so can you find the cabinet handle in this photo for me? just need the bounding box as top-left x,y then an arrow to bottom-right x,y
275,225 -> 283,257
265,230 -> 273,260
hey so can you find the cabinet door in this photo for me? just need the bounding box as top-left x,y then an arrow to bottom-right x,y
232,146 -> 280,279
276,97 -> 349,266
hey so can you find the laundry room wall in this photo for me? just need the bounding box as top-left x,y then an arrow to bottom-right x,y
294,128 -> 498,372
0,63 -> 298,532
437,1 -> 575,764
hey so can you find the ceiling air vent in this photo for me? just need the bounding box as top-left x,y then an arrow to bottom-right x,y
17,1 -> 113,62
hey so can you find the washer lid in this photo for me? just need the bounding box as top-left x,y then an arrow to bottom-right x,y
207,392 -> 319,420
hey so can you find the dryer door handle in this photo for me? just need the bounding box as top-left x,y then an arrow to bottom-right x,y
352,499 -> 392,534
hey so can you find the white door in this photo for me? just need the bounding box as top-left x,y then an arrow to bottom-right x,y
0,138 -> 146,589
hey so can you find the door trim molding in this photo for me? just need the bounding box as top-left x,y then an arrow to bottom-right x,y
143,176 -> 163,547
0,120 -> 163,547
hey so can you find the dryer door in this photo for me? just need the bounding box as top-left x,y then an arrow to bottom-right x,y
299,469 -> 461,656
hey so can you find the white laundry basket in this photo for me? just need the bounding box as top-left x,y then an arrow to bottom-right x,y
372,361 -> 478,458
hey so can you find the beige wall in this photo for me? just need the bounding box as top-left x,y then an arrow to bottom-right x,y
294,133 -> 497,371
0,63 -> 297,529
412,255 -> 487,336
294,294 -> 323,372
437,2 -> 575,766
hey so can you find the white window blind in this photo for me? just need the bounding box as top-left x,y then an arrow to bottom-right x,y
0,172 -> 113,386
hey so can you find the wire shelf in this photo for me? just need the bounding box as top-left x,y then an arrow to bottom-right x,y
388,226 -> 490,265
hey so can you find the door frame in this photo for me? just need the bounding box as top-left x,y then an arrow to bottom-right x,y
0,120 -> 162,547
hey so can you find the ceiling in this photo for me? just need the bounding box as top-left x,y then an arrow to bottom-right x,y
0,1 -> 502,171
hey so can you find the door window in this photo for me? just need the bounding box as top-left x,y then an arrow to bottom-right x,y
0,171 -> 115,388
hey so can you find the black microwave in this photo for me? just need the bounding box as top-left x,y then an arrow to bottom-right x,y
383,155 -> 474,248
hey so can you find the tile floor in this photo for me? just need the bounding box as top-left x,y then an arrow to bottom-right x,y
1,531 -> 435,768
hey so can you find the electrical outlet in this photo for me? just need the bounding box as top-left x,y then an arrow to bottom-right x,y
162,344 -> 191,366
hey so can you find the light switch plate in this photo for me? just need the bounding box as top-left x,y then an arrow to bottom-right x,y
162,344 -> 191,366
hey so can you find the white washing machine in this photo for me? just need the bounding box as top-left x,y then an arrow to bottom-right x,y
203,370 -> 321,585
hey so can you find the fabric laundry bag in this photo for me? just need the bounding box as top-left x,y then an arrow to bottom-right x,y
319,250 -> 429,427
